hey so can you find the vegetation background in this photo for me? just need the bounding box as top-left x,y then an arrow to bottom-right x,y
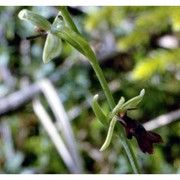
0,6 -> 179,174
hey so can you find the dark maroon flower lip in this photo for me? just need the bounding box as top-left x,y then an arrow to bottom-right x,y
117,110 -> 164,154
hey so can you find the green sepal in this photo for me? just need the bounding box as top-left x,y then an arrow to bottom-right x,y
43,33 -> 62,63
92,94 -> 108,127
99,117 -> 117,151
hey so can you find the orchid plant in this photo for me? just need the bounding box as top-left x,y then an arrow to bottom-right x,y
18,7 -> 163,174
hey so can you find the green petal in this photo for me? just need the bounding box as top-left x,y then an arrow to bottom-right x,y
112,96 -> 125,115
120,89 -> 145,111
51,12 -> 65,29
18,9 -> 51,31
56,6 -> 80,34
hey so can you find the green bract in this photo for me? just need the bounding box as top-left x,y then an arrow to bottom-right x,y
18,9 -> 51,31
54,26 -> 96,64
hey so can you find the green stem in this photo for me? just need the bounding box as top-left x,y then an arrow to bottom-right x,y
91,59 -> 115,110
120,135 -> 141,174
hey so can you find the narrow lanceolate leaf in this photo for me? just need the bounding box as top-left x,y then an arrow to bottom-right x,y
43,33 -> 62,63
18,9 -> 51,31
120,89 -> 145,111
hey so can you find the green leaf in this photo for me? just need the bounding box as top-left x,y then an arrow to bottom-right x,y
43,33 -> 62,63
18,9 -> 51,31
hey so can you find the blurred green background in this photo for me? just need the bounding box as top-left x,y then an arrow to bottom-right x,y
0,6 -> 179,174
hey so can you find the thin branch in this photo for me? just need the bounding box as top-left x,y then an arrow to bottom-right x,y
143,109 -> 180,131
1,76 -> 179,132
0,54 -> 79,117
0,82 -> 41,116
0,76 -> 120,117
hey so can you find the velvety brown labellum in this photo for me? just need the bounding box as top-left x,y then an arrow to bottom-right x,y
117,111 -> 163,154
